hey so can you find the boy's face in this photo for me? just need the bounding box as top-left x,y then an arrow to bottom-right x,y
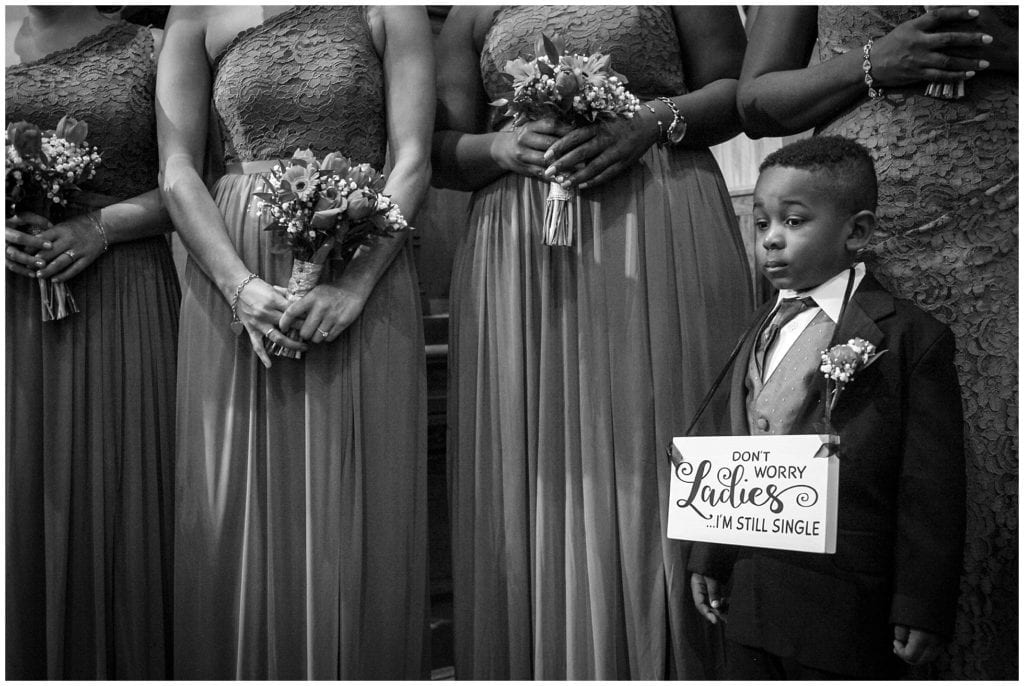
752,166 -> 858,292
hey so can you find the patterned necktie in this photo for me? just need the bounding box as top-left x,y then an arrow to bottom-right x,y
757,296 -> 816,374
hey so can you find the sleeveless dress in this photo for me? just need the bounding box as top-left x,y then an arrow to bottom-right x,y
173,6 -> 428,679
448,6 -> 754,679
814,7 -> 1018,681
5,22 -> 180,679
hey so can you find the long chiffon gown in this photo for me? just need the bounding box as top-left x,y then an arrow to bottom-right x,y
815,7 -> 1018,680
173,6 -> 428,679
5,22 -> 180,679
448,6 -> 755,680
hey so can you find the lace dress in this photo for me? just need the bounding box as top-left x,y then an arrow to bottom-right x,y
448,6 -> 754,679
815,6 -> 1018,680
173,6 -> 427,679
5,22 -> 180,679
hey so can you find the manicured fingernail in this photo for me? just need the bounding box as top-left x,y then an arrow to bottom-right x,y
966,71 -> 976,79
41,241 -> 52,249
968,9 -> 979,17
710,599 -> 721,608
978,59 -> 990,69
981,34 -> 993,44
544,165 -> 557,177
543,150 -> 554,161
34,260 -> 44,268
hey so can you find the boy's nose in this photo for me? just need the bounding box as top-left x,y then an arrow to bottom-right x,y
762,226 -> 784,250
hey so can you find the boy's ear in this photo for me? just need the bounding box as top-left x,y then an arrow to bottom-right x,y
846,210 -> 876,254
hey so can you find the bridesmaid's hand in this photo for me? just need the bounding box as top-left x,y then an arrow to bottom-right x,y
542,114 -> 660,191
491,117 -> 572,179
870,7 -> 993,86
237,278 -> 307,368
34,214 -> 106,282
6,212 -> 52,278
278,282 -> 370,344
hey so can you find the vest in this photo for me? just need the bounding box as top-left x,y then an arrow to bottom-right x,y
746,310 -> 835,435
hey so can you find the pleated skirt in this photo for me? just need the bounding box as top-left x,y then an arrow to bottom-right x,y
173,171 -> 429,679
6,236 -> 180,679
448,145 -> 755,679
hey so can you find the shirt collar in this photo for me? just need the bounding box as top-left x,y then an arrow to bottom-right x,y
776,262 -> 866,324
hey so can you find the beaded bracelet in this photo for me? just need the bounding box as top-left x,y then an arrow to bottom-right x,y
87,211 -> 109,252
229,272 -> 259,336
862,39 -> 884,99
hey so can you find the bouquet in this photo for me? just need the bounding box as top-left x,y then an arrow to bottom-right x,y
253,148 -> 412,358
6,115 -> 101,320
491,34 -> 641,246
819,337 -> 886,427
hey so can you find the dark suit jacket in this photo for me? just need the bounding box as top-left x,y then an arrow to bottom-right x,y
690,273 -> 966,678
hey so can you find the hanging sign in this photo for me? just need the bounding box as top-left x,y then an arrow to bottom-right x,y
667,434 -> 839,554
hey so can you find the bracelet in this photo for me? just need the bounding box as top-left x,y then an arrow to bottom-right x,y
229,272 -> 259,335
87,211 -> 108,252
655,96 -> 687,146
862,39 -> 884,99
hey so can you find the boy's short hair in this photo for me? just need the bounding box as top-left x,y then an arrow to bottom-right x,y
759,136 -> 878,214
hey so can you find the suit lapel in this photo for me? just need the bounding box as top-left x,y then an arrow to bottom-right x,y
825,273 -> 894,412
828,273 -> 892,349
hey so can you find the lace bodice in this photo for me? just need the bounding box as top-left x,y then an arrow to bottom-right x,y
212,5 -> 385,168
816,6 -> 1018,681
5,22 -> 160,201
480,6 -> 687,131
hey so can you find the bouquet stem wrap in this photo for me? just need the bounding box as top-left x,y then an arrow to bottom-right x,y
33,205 -> 77,322
543,181 -> 574,247
268,258 -> 324,359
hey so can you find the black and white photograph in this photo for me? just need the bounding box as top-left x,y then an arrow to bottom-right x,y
4,3 -> 1017,681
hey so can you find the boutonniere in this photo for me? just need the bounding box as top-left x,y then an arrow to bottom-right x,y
819,337 -> 887,426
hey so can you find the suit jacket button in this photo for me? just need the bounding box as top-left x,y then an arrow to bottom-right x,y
756,417 -> 769,431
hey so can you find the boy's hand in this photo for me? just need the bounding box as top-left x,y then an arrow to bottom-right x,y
690,573 -> 728,625
893,625 -> 945,665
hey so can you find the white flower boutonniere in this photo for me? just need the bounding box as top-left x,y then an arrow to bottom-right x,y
820,337 -> 887,426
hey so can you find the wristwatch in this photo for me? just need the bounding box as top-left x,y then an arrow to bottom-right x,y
656,96 -> 687,146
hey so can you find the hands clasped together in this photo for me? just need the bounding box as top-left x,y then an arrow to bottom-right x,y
6,211 -> 106,282
497,112 -> 661,191
232,273 -> 371,369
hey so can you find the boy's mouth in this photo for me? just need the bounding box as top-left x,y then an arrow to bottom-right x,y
762,260 -> 787,273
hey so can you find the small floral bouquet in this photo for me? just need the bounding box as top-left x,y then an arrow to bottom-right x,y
5,115 -> 102,321
253,148 -> 411,358
819,337 -> 887,426
491,33 -> 641,246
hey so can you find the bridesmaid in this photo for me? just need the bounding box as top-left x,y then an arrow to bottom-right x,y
157,6 -> 433,679
434,5 -> 754,680
736,7 -> 1017,679
5,5 -> 180,679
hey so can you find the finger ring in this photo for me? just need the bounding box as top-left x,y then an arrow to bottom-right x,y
64,249 -> 76,260
317,327 -> 329,338
264,327 -> 275,338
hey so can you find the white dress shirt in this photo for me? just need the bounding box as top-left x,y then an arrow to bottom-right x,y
764,262 -> 866,379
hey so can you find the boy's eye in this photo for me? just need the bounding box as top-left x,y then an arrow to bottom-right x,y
785,216 -> 804,227
753,219 -> 769,231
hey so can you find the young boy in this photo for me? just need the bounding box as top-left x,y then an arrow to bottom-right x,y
688,136 -> 965,679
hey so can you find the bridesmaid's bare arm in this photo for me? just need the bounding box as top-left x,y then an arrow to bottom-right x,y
739,6 -> 993,138
157,5 -> 302,367
432,6 -> 568,192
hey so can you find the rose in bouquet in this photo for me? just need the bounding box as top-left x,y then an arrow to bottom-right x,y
6,115 -> 101,320
253,148 -> 412,358
819,337 -> 886,427
491,34 -> 640,246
